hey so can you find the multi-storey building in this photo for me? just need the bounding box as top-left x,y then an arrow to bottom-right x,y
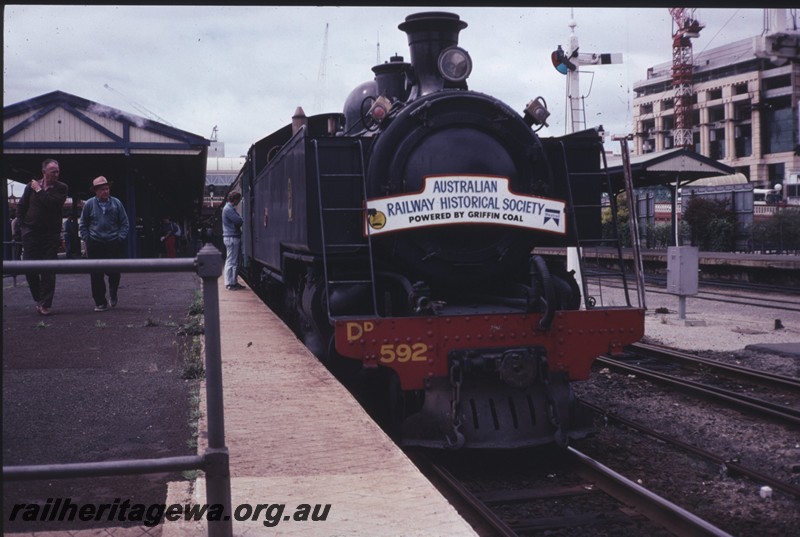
631,10 -> 799,203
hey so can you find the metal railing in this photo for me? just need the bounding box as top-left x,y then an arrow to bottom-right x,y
2,244 -> 232,537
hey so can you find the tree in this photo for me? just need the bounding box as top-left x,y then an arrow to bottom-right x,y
682,197 -> 735,251
601,192 -> 630,246
752,208 -> 800,254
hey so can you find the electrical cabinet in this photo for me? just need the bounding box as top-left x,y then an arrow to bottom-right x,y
667,246 -> 699,295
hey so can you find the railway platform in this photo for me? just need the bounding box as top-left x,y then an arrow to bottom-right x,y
2,270 -> 478,537
535,247 -> 800,268
165,278 -> 479,537
534,247 -> 800,285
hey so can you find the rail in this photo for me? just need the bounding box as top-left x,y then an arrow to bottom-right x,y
568,447 -> 734,537
597,354 -> 800,427
2,245 -> 233,537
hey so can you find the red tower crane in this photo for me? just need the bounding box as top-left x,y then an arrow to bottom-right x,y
669,8 -> 704,149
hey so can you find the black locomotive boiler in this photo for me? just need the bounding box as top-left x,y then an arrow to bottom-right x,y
234,11 -> 644,448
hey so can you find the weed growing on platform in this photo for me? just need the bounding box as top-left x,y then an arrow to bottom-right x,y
144,312 -> 178,328
181,336 -> 205,380
145,309 -> 158,327
178,315 -> 204,336
95,320 -> 107,328
178,290 -> 205,477
34,321 -> 49,329
182,469 -> 200,481
185,382 -> 204,453
179,291 -> 206,377
188,289 -> 203,316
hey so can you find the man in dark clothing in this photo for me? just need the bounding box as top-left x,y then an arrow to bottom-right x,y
16,158 -> 69,316
64,214 -> 79,258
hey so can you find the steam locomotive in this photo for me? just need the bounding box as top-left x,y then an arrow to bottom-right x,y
233,11 -> 645,448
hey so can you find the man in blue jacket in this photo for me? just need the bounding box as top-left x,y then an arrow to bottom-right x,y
222,191 -> 244,290
79,176 -> 129,311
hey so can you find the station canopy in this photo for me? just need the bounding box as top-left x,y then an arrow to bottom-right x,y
3,90 -> 210,257
606,147 -> 737,191
3,90 -> 209,220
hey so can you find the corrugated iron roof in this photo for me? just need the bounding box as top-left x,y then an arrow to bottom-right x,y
606,147 -> 736,190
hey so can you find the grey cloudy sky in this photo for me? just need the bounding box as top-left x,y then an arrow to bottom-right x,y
4,5 -> 771,157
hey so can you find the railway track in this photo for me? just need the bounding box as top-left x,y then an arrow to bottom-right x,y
585,272 -> 800,312
572,339 -> 800,536
579,399 -> 800,501
409,446 -> 733,537
642,284 -> 800,313
581,341 -> 800,505
643,274 -> 800,299
597,342 -> 800,427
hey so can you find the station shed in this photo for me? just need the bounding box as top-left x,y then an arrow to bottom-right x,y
606,147 -> 737,245
3,91 -> 209,258
606,147 -> 736,190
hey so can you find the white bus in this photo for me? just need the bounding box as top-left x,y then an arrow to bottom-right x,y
753,188 -> 781,205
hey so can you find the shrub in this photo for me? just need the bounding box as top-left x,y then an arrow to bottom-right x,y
752,208 -> 800,253
683,197 -> 735,250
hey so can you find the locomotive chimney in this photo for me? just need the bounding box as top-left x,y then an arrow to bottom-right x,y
398,11 -> 467,99
372,55 -> 411,104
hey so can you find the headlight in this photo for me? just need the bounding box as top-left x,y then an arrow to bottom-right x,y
437,46 -> 472,83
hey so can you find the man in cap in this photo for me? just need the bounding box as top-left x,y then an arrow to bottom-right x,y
16,158 -> 69,315
79,176 -> 129,311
